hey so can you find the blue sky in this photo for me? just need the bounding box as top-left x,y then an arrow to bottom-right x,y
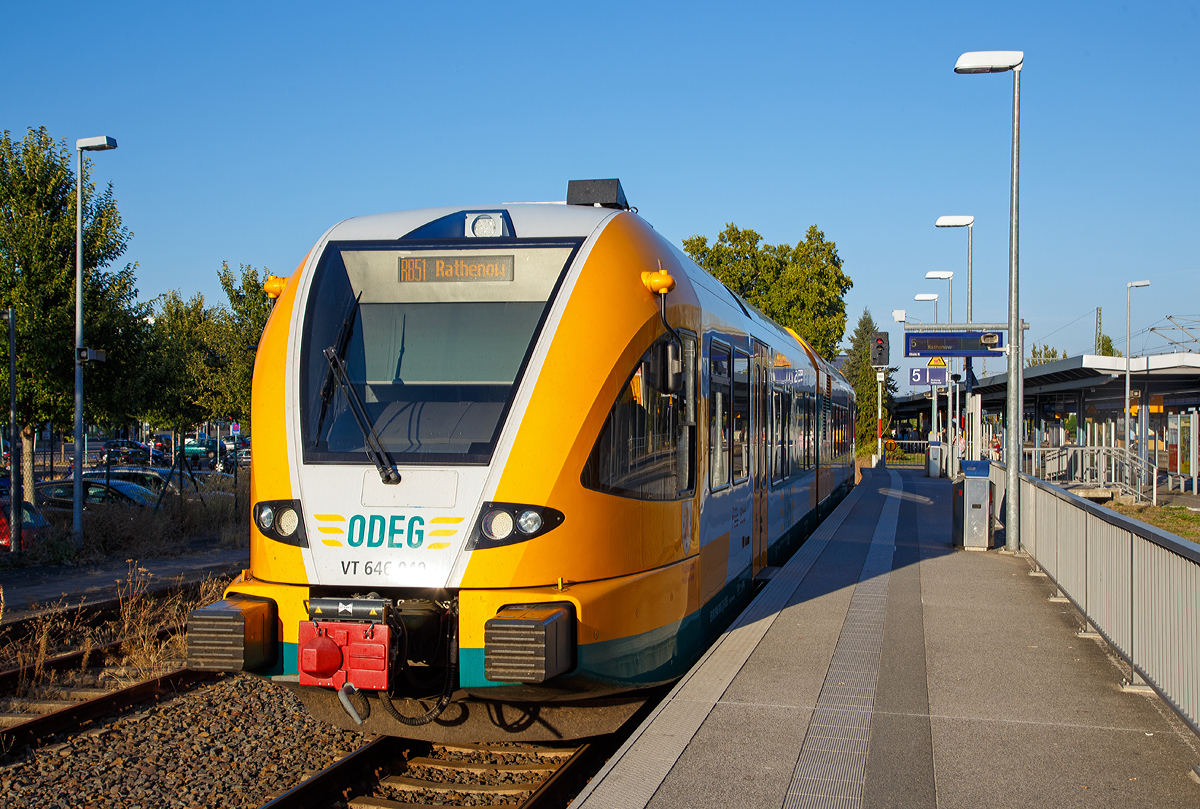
4,1 -> 1197,388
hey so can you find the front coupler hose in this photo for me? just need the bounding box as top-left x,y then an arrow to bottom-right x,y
379,601 -> 458,726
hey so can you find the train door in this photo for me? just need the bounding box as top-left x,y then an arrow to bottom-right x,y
752,341 -> 770,573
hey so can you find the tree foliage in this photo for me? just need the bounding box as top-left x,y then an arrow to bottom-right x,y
683,224 -> 852,359
144,264 -> 272,435
0,127 -> 143,427
1026,343 -> 1065,367
144,291 -> 211,432
0,127 -> 147,495
1097,333 -> 1122,357
841,308 -> 898,454
0,126 -> 276,466
194,263 -> 272,434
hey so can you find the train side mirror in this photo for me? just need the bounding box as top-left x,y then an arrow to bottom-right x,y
645,340 -> 683,395
664,340 -> 683,394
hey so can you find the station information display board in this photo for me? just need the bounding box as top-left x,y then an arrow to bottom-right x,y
905,331 -> 1004,358
909,367 -> 948,386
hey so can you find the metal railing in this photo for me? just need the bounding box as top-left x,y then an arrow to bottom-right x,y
1022,445 -> 1157,504
886,439 -> 928,466
989,461 -> 1200,741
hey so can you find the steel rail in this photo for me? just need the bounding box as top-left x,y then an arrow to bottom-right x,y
0,667 -> 216,751
520,741 -> 594,808
259,735 -> 410,809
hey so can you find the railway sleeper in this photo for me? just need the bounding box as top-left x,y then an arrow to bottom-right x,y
381,773 -> 537,795
1,698 -> 77,713
433,741 -> 575,757
407,755 -> 557,773
349,797 -> 440,809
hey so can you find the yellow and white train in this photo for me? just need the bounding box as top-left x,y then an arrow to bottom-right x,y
188,180 -> 855,742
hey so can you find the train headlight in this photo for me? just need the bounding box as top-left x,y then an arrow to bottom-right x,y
470,503 -> 566,549
482,509 -> 514,541
276,507 -> 300,538
253,500 -> 309,548
517,510 -> 542,535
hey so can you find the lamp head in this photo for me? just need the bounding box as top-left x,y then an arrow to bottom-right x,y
892,309 -> 906,323
935,215 -> 974,228
1128,280 -> 1150,288
954,51 -> 1024,74
915,293 -> 938,302
925,271 -> 954,280
76,136 -> 118,152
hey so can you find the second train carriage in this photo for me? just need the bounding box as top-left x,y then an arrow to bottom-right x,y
188,180 -> 855,741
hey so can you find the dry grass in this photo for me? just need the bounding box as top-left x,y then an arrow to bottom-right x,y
18,473 -> 250,566
0,563 -> 233,694
1104,501 -> 1200,543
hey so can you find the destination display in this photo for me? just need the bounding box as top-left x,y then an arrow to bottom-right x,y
905,331 -> 1003,358
397,255 -> 514,283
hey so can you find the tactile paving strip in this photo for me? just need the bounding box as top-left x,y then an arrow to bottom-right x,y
782,469 -> 902,809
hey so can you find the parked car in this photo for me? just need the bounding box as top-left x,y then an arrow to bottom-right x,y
0,499 -> 51,550
35,479 -> 158,511
217,447 -> 250,473
81,467 -> 187,497
220,436 -> 250,454
97,439 -> 166,467
183,438 -> 224,470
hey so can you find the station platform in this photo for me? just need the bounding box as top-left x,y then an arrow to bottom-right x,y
570,468 -> 1200,809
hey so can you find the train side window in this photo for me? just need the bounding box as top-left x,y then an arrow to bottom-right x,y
581,332 -> 696,500
806,392 -> 814,469
709,340 -> 732,490
732,350 -> 749,482
772,386 -> 790,483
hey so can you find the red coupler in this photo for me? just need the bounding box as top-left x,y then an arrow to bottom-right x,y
298,621 -> 391,690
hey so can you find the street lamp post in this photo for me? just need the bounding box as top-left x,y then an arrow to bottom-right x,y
1125,280 -> 1150,489
3,308 -> 18,552
936,217 -> 977,458
925,271 -> 956,472
74,136 -> 117,541
915,293 -> 940,445
914,293 -> 938,324
956,49 -> 1023,553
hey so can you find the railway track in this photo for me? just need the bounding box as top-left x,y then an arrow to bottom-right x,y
0,665 -> 218,752
262,736 -> 599,809
0,623 -> 218,753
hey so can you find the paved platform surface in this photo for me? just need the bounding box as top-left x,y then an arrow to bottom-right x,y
571,468 -> 1200,809
0,547 -> 247,624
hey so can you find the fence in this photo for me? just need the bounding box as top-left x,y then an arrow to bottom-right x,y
1022,445 -> 1158,504
886,439 -> 927,467
989,460 -> 1200,740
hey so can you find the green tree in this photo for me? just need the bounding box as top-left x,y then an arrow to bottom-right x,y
683,223 -> 852,359
841,308 -> 898,454
0,126 -> 141,498
195,263 -> 272,434
144,291 -> 212,443
1097,333 -> 1122,357
1027,343 -> 1065,367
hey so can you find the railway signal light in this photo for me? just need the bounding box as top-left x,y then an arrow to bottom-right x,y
870,332 -> 889,367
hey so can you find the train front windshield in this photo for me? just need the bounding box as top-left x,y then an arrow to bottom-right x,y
300,241 -> 578,465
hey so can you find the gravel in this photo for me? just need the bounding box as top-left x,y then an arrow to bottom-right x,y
0,673 -> 365,809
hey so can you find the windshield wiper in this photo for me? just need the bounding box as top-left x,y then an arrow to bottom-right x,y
322,346 -> 402,485
314,293 -> 362,446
